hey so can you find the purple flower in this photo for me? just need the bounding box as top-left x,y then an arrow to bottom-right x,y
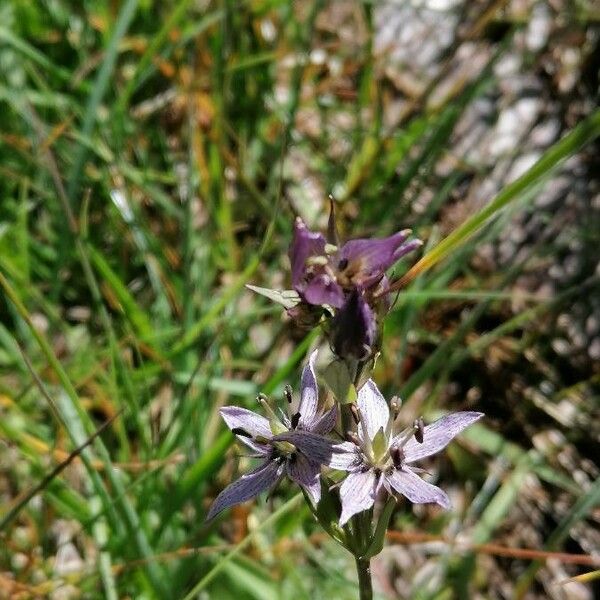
330,290 -> 376,359
289,218 -> 345,308
288,217 -> 422,309
206,351 -> 341,520
327,380 -> 483,525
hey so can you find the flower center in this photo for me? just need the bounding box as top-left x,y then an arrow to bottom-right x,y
272,440 -> 297,457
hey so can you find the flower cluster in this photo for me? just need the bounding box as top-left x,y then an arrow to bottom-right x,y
289,217 -> 421,360
207,352 -> 483,525
208,211 -> 484,591
248,210 -> 422,362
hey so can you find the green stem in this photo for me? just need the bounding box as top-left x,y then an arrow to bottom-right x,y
355,556 -> 373,600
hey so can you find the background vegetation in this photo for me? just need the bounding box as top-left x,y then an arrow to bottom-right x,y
0,0 -> 598,598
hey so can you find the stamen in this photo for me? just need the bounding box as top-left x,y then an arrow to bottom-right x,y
291,412 -> 301,429
284,384 -> 293,404
390,445 -> 404,468
324,243 -> 338,255
395,417 -> 425,449
306,255 -> 329,267
257,393 -> 280,422
232,427 -> 252,438
414,417 -> 425,443
349,404 -> 360,425
394,428 -> 414,450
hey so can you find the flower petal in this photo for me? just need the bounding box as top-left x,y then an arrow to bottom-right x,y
339,470 -> 377,526
331,291 -> 376,359
387,468 -> 450,509
220,406 -> 273,453
273,430 -> 339,465
297,350 -> 319,428
220,406 -> 272,438
357,379 -> 390,442
326,441 -> 361,470
206,460 -> 284,520
287,453 -> 321,505
401,411 -> 484,464
289,218 -> 326,289
303,274 -> 345,308
338,230 -> 412,287
311,404 -> 338,434
393,239 -> 423,261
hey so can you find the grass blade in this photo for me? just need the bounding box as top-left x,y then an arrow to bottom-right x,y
393,108 -> 600,288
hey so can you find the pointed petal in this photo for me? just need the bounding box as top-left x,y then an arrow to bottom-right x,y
287,454 -> 321,505
401,411 -> 484,463
392,239 -> 423,261
303,274 -> 345,308
298,350 -> 319,428
387,468 -> 450,509
339,470 -> 377,526
206,460 -> 283,520
326,441 -> 361,470
220,406 -> 272,438
273,430 -> 338,465
338,230 -> 412,287
357,379 -> 390,442
220,406 -> 273,453
331,291 -> 376,360
312,404 -> 337,434
289,218 -> 326,288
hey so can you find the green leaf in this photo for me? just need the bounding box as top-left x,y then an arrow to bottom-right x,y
181,494 -> 303,599
363,497 -> 395,559
88,244 -> 156,344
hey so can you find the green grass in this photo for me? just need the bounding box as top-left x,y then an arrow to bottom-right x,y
1,1 -> 599,598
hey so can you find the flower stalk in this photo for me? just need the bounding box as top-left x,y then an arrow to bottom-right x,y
355,557 -> 373,600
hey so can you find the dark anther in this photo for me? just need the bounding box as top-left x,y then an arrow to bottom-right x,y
338,258 -> 349,271
291,412 -> 301,429
350,404 -> 360,424
232,427 -> 252,438
414,417 -> 425,443
284,384 -> 293,404
289,452 -> 297,464
391,445 -> 404,468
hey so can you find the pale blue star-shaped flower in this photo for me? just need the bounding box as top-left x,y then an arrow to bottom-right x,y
328,380 -> 483,525
207,351 -> 346,520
